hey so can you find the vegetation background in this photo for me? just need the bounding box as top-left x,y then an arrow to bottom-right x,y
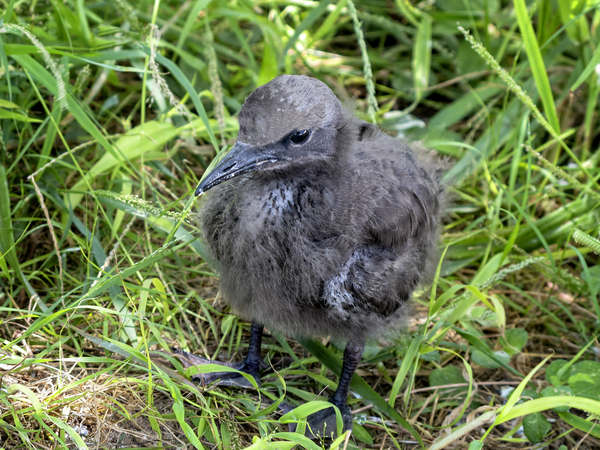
1,0 -> 600,448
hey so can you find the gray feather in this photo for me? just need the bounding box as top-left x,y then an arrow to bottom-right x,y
198,75 -> 447,343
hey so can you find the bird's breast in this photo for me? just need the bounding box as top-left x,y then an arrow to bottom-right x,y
203,176 -> 345,281
258,182 -> 299,218
232,178 -> 340,237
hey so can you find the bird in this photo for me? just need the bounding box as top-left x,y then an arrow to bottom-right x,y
187,74 -> 446,438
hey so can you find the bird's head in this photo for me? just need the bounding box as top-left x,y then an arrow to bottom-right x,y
195,75 -> 344,196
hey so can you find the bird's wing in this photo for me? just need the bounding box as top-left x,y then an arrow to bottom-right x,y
326,144 -> 442,319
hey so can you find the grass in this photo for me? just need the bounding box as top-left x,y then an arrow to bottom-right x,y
1,0 -> 599,448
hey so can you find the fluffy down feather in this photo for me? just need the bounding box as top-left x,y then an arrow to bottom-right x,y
199,75 -> 446,343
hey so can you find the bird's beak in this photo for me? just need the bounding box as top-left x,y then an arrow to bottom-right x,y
195,142 -> 279,196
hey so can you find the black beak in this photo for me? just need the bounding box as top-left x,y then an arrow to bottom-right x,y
195,142 -> 280,196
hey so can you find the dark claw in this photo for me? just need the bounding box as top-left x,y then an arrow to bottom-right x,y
171,348 -> 261,388
286,341 -> 362,439
288,401 -> 353,440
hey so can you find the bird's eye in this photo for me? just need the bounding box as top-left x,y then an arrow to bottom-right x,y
290,130 -> 310,145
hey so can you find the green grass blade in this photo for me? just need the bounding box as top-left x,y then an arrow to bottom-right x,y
513,0 -> 560,133
13,54 -> 116,156
280,0 -> 335,66
67,120 -> 178,209
140,45 -> 220,151
0,165 -> 40,305
45,414 -> 89,449
0,0 -> 17,24
83,239 -> 190,300
500,396 -> 600,422
389,334 -> 424,408
412,14 -> 432,103
298,338 -> 425,448
558,411 -> 600,440
571,42 -> 600,91
177,0 -> 212,50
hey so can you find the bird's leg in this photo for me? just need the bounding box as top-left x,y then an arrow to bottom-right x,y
235,321 -> 264,379
330,341 -> 364,425
172,322 -> 265,388
300,341 -> 365,439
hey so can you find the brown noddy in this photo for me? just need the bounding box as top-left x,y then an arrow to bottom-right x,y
186,74 -> 446,437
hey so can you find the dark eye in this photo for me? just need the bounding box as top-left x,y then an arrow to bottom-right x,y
290,130 -> 310,145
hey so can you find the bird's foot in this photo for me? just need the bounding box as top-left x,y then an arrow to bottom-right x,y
171,348 -> 263,388
287,401 -> 353,440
